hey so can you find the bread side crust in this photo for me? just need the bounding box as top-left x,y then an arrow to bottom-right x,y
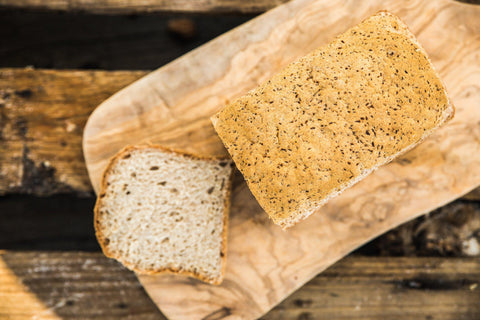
94,143 -> 234,285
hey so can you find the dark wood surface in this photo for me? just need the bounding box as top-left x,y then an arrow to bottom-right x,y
0,0 -> 287,14
2,193 -> 480,255
0,0 -> 478,14
0,9 -> 254,70
1,251 -> 163,319
0,2 -> 480,319
2,253 -> 479,320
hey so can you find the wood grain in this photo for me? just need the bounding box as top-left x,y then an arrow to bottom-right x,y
83,0 -> 480,319
1,0 -> 478,14
0,11 -> 254,71
0,68 -> 146,195
264,256 -> 480,320
0,0 -> 288,14
2,252 -> 479,320
0,251 -> 163,319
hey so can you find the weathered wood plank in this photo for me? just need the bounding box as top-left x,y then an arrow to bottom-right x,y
2,67 -> 480,199
0,68 -> 146,195
358,200 -> 480,257
1,252 -> 479,319
0,0 -> 288,14
0,251 -> 164,319
0,195 -> 98,250
1,0 -> 478,14
264,256 -> 480,320
1,194 -> 479,258
462,188 -> 480,201
0,10 -> 254,70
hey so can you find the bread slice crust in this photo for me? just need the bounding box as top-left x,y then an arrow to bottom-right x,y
94,144 -> 234,285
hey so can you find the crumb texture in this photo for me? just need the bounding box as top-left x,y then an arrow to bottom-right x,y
212,12 -> 453,228
95,147 -> 232,283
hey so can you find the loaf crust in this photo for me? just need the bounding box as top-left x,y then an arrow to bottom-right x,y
212,11 -> 454,229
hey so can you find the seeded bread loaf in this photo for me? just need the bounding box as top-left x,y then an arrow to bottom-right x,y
94,145 -> 234,284
211,11 -> 454,229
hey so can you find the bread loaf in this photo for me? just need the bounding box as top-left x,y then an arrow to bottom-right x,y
94,145 -> 234,284
211,11 -> 454,229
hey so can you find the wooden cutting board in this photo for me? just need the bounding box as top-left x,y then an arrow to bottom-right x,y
83,0 -> 480,319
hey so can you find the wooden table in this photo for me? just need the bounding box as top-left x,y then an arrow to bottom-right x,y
0,1 -> 479,319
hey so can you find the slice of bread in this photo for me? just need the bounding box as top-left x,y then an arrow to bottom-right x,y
94,145 -> 234,284
211,11 -> 454,229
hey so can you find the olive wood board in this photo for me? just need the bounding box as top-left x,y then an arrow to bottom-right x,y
83,0 -> 480,319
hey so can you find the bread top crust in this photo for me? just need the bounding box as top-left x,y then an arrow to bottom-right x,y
212,12 -> 454,228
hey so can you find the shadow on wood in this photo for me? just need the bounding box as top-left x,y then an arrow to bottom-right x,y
1,194 -> 479,257
0,195 -> 98,250
0,9 -> 255,70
